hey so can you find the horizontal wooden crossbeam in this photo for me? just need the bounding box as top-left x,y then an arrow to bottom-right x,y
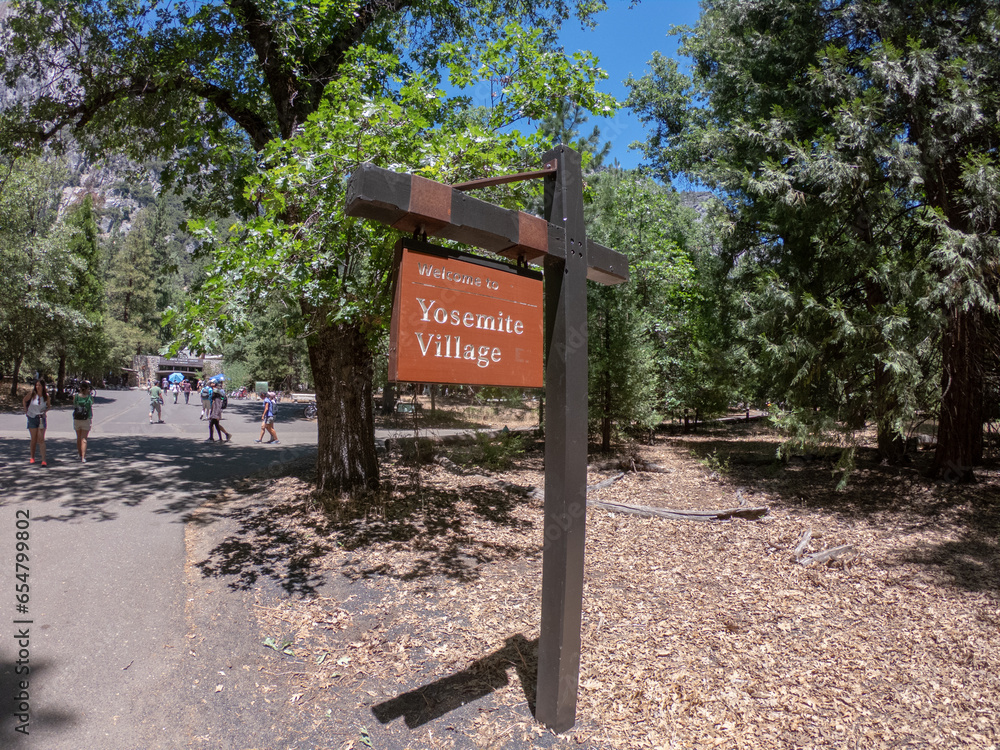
345,163 -> 628,285
452,161 -> 558,191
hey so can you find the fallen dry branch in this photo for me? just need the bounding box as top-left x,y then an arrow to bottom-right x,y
433,454 -> 468,475
438,458 -> 768,522
798,544 -> 856,566
790,528 -> 856,566
593,458 -> 675,474
791,529 -> 813,562
586,498 -> 769,521
587,473 -> 627,492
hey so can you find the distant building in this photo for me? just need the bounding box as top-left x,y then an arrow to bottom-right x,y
130,352 -> 222,387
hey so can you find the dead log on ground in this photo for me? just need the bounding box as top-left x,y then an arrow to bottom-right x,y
586,499 -> 769,522
587,473 -> 626,492
798,545 -> 856,566
790,529 -> 855,566
432,454 -> 767,521
791,529 -> 813,562
433,454 -> 468,475
592,459 -> 674,473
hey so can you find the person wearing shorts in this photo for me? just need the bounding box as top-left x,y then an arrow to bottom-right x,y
206,387 -> 232,442
72,381 -> 95,462
23,379 -> 51,466
199,381 -> 212,420
149,383 -> 164,423
255,392 -> 279,444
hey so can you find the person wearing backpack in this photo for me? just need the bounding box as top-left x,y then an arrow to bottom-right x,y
72,381 -> 95,462
199,380 -> 213,420
149,382 -> 165,424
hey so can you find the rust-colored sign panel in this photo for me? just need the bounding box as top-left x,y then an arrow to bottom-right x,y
389,240 -> 543,388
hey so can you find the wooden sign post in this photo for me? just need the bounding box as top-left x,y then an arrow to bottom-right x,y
346,146 -> 627,733
536,145 -> 590,732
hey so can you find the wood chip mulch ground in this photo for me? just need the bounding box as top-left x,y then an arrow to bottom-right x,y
194,422 -> 999,750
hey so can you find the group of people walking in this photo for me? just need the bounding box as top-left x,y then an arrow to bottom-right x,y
23,378 -> 282,466
150,378 -> 281,444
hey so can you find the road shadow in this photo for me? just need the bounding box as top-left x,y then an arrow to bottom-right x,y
372,634 -> 538,729
191,463 -> 332,597
0,658 -> 77,743
0,434 -> 313,523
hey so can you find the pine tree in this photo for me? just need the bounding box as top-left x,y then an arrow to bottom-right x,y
629,0 -> 1000,479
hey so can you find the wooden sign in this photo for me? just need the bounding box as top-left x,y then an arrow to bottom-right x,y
388,239 -> 543,388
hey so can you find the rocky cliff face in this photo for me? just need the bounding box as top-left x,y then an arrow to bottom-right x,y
0,0 -> 156,234
59,156 -> 163,235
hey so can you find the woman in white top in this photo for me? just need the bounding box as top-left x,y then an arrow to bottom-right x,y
23,379 -> 51,466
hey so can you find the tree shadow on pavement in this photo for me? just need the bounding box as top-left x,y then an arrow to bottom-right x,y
0,658 -> 76,744
0,434 -> 312,523
192,477 -> 333,597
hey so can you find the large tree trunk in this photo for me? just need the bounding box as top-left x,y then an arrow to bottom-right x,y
57,351 -> 67,399
932,306 -> 985,482
9,353 -> 24,398
307,317 -> 380,498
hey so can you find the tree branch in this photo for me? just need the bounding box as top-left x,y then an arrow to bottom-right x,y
306,0 -> 413,104
225,0 -> 302,139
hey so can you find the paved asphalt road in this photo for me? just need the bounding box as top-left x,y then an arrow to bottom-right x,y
0,389 -> 319,749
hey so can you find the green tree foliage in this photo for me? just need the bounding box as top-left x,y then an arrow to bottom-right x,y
99,176 -> 205,349
220,300 -> 310,391
182,38 -> 612,494
0,155 -> 77,395
629,0 -> 1000,480
586,168 -> 726,445
1,0 -> 616,494
538,98 -> 611,171
51,193 -> 108,391
103,207 -> 163,368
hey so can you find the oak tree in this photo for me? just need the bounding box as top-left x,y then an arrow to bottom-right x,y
2,0 -> 615,493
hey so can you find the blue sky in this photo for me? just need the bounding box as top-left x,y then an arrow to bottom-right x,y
558,0 -> 704,169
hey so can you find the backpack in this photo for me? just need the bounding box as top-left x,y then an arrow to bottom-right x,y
200,386 -> 212,398
222,395 -> 228,409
